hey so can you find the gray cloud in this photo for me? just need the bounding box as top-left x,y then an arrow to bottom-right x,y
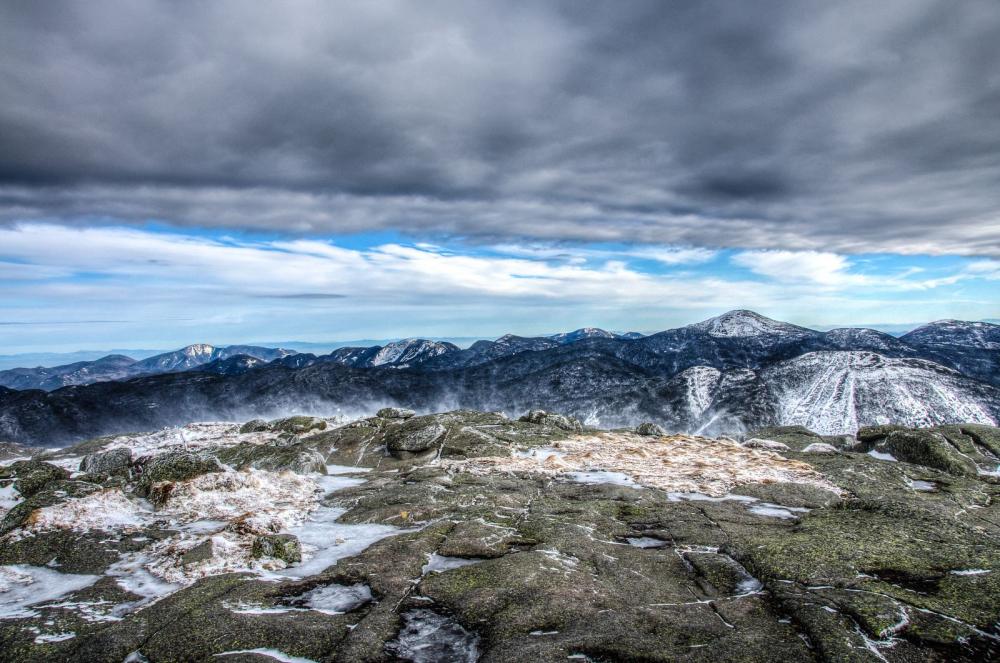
1,0 -> 998,254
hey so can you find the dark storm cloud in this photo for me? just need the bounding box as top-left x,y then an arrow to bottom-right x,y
1,0 -> 999,254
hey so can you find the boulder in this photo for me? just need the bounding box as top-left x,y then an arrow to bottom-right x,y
518,409 -> 583,432
7,460 -> 70,498
181,539 -> 215,566
801,442 -> 839,454
239,419 -> 270,434
270,416 -> 327,435
216,443 -> 326,474
136,452 -> 221,496
79,448 -> 133,479
252,533 -> 302,564
742,438 -> 791,451
377,407 -> 416,420
386,417 -> 448,457
635,422 -> 666,437
860,429 -> 979,476
856,424 -> 907,443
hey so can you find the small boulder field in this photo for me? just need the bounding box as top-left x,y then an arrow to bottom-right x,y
0,411 -> 998,662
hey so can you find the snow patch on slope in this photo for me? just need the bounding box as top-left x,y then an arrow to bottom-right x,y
768,351 -> 996,435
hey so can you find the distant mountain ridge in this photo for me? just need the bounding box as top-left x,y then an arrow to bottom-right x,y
0,310 -> 998,446
0,344 -> 295,391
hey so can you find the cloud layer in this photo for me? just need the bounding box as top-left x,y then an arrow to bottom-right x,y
2,1 -> 999,254
0,223 -> 995,353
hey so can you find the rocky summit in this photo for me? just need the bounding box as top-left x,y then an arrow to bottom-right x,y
0,410 -> 998,662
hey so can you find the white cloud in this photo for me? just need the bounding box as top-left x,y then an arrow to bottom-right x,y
730,250 -> 871,287
489,243 -> 717,266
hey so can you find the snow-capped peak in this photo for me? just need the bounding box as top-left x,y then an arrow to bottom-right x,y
182,344 -> 216,357
690,310 -> 813,338
550,328 -> 615,344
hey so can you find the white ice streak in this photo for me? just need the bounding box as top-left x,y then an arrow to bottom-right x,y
33,631 -> 76,643
214,649 -> 318,663
422,553 -> 481,575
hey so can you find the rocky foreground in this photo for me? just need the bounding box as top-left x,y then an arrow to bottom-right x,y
0,410 -> 999,662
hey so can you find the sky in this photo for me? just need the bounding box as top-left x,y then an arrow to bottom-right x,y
0,0 -> 998,353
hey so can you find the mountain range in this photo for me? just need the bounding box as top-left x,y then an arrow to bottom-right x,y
0,310 -> 997,446
0,344 -> 295,391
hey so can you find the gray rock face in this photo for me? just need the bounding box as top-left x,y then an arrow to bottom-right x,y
2,414 -> 999,662
385,417 -> 448,457
635,422 -> 667,436
80,448 -> 132,478
252,533 -> 302,564
377,407 -> 416,420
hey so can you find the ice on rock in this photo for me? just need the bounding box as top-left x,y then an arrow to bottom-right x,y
0,482 -> 21,513
867,450 -> 898,462
386,609 -> 481,663
567,471 -> 639,487
747,503 -> 810,519
0,565 -> 100,619
21,490 -> 152,534
33,631 -> 76,644
277,506 -> 401,579
213,648 -> 318,663
311,473 -> 367,494
422,553 -> 481,575
296,583 -> 372,614
324,464 -> 371,475
626,537 -> 668,549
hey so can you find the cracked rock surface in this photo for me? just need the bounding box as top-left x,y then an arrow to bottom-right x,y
0,410 -> 997,661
